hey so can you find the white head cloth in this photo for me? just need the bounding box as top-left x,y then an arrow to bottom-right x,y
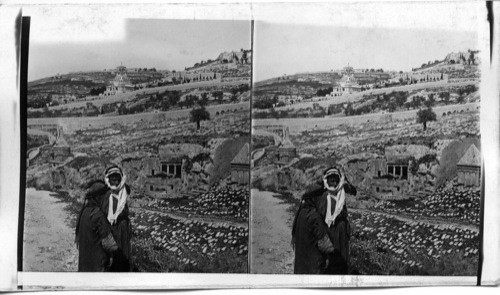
104,167 -> 128,225
323,168 -> 345,227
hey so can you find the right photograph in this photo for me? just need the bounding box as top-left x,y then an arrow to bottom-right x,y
250,21 -> 481,275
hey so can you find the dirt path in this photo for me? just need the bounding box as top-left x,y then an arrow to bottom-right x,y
351,208 -> 479,233
23,188 -> 78,272
132,207 -> 248,229
250,189 -> 294,274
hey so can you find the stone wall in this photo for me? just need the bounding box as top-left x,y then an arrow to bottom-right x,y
53,146 -> 72,162
231,165 -> 249,185
457,166 -> 480,187
368,178 -> 411,200
278,147 -> 297,163
339,150 -> 439,200
31,145 -> 72,165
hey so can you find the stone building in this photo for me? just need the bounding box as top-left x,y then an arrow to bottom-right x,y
230,143 -> 250,185
457,144 -> 481,187
133,143 -> 208,199
369,156 -> 412,199
217,50 -> 251,64
102,65 -> 135,96
391,72 -> 448,84
171,71 -> 221,83
329,65 -> 364,97
339,150 -> 435,200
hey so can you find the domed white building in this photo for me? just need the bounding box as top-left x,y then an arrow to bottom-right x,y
102,65 -> 135,96
329,65 -> 364,97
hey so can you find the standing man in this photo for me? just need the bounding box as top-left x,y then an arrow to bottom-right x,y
102,165 -> 132,272
292,167 -> 356,274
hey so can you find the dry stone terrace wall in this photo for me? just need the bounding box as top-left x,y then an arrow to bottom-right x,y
254,102 -> 478,135
28,101 -> 250,134
145,181 -> 249,222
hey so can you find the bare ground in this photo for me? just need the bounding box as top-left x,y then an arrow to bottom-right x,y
22,188 -> 78,272
351,208 -> 479,233
250,189 -> 294,274
134,207 -> 248,229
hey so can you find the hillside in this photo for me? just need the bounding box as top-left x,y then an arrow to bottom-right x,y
28,48 -> 252,113
185,49 -> 252,78
27,69 -> 164,106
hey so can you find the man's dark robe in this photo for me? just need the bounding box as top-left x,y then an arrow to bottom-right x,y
292,190 -> 332,274
77,197 -> 115,272
292,181 -> 356,274
100,184 -> 131,272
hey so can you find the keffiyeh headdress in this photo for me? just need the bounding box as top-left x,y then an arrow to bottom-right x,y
104,166 -> 128,225
323,167 -> 345,227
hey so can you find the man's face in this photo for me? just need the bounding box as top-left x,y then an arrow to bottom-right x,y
109,174 -> 122,186
326,174 -> 340,188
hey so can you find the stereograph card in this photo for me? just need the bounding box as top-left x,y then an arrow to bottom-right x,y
0,1 -> 499,292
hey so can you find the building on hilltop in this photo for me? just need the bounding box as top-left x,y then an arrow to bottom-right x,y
169,71 -> 221,84
457,144 -> 481,187
445,50 -> 479,66
217,49 -> 251,64
230,143 -> 250,185
102,65 -> 135,96
390,72 -> 448,84
277,95 -> 304,106
329,65 -> 364,97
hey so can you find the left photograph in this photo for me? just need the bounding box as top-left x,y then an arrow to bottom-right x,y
22,18 -> 251,273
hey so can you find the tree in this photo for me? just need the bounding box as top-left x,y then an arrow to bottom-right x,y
199,92 -> 209,106
212,90 -> 224,104
387,101 -> 397,112
230,88 -> 239,103
469,51 -> 476,65
416,107 -> 437,131
117,103 -> 128,115
184,95 -> 197,107
276,101 -> 286,107
242,51 -> 248,64
439,91 -> 450,104
456,95 -> 465,104
166,90 -> 180,106
344,103 -> 354,116
190,106 -> 210,130
424,93 -> 435,108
